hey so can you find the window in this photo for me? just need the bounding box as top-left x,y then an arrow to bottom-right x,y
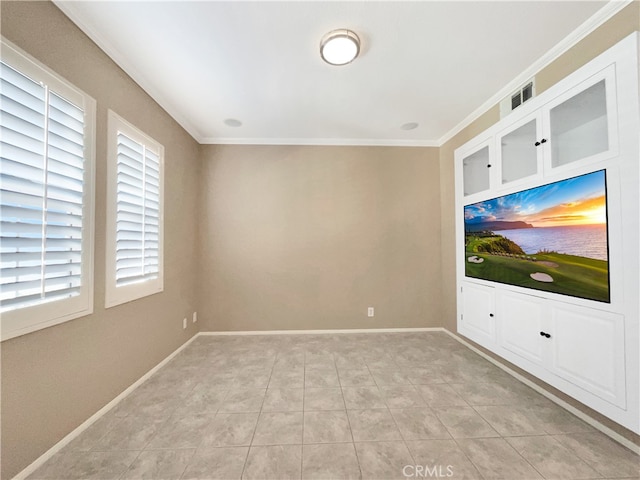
105,111 -> 163,307
0,39 -> 96,341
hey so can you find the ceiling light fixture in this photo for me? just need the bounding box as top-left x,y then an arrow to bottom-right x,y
320,29 -> 360,66
401,122 -> 419,131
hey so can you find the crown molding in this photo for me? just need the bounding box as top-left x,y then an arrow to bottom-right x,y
55,0 -> 630,149
199,136 -> 439,147
437,0 -> 633,147
53,0 -> 204,143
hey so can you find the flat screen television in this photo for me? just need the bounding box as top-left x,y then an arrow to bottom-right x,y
464,169 -> 610,303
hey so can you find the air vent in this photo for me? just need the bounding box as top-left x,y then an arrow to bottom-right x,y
500,79 -> 536,118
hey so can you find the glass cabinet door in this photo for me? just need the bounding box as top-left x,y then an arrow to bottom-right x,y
498,117 -> 540,186
462,145 -> 491,196
546,67 -> 616,169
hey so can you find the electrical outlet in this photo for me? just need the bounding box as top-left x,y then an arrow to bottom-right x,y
182,318 -> 187,329
367,307 -> 374,317
192,311 -> 197,323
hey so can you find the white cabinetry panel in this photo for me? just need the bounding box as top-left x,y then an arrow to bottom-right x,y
549,303 -> 626,408
496,112 -> 543,190
460,139 -> 494,199
461,283 -> 495,345
498,290 -> 546,365
542,64 -> 618,173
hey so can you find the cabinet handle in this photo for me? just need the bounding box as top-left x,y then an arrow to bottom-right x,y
534,141 -> 541,146
540,138 -> 547,144
539,331 -> 551,338
489,313 -> 494,317
487,164 -> 492,168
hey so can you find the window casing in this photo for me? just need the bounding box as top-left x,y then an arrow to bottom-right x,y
0,39 -> 96,341
105,111 -> 164,307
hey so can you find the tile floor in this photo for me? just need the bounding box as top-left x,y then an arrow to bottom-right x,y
29,332 -> 639,480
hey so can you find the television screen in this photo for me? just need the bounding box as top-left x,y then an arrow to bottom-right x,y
464,170 -> 610,303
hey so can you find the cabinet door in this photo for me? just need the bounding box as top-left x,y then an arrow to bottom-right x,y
496,113 -> 543,188
461,283 -> 495,344
462,143 -> 493,197
543,65 -> 618,172
549,303 -> 626,408
497,290 -> 546,365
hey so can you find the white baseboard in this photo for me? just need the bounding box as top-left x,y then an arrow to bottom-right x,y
13,327 -> 637,480
199,327 -> 442,335
12,333 -> 200,480
442,328 -> 640,455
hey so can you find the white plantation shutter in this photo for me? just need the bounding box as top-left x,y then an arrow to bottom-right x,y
106,111 -> 163,307
0,40 -> 95,340
0,62 -> 48,309
115,133 -> 160,285
1,65 -> 85,307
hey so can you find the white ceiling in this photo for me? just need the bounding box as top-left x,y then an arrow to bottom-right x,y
55,1 -> 614,146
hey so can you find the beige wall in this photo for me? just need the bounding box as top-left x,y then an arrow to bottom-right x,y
0,2 -> 201,478
198,145 -> 441,331
2,1 -> 639,477
438,2 -> 640,442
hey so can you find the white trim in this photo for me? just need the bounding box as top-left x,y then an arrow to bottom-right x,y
198,137 -> 440,147
199,137 -> 439,147
54,1 -> 630,148
0,38 -> 96,342
51,1 -> 204,144
11,333 -> 199,480
104,110 -> 165,308
437,0 -> 633,146
441,328 -> 640,455
11,328 -> 639,480
199,327 -> 441,336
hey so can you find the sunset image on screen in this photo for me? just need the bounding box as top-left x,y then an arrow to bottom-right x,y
464,170 -> 609,303
464,170 -> 607,229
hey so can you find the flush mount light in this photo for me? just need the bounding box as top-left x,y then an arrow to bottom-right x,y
401,122 -> 419,131
320,29 -> 360,66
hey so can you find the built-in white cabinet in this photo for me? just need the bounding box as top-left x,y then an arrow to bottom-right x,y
461,141 -> 492,197
544,67 -> 618,172
460,64 -> 618,201
460,282 -> 495,345
549,302 -> 626,409
497,114 -> 542,187
486,288 -> 626,409
497,289 -> 546,365
455,33 -> 639,434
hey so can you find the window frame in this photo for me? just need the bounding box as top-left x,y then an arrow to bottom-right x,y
105,110 -> 164,308
0,38 -> 96,341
